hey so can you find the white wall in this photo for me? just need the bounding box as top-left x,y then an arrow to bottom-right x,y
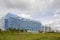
0,17 -> 5,31
0,19 -> 2,30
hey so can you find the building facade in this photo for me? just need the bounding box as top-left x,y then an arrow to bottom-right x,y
0,13 -> 42,32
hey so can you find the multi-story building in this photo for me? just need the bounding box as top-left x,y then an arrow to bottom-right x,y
0,13 -> 42,32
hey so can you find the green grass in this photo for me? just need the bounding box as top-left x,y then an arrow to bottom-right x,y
0,31 -> 60,40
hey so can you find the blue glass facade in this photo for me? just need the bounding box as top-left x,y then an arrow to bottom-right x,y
4,13 -> 42,31
5,19 -> 9,29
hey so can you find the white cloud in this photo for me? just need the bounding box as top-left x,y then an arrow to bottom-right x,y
18,14 -> 32,19
0,0 -> 60,25
48,12 -> 60,31
0,8 -> 8,19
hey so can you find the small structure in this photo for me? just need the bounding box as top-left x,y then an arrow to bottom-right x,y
41,25 -> 52,33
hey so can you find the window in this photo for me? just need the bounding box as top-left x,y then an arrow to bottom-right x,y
5,19 -> 8,29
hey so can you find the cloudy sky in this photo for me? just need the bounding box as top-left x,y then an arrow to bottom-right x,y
0,0 -> 60,25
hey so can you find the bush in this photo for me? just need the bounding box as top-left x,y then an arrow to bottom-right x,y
0,29 -> 1,32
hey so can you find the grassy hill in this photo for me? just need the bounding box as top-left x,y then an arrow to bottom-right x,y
0,31 -> 60,40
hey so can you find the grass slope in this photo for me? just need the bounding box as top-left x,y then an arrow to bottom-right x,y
0,31 -> 60,40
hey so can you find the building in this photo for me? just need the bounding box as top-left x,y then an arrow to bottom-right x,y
0,13 -> 42,32
41,25 -> 52,33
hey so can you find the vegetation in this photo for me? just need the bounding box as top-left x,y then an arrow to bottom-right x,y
6,28 -> 27,33
0,31 -> 60,40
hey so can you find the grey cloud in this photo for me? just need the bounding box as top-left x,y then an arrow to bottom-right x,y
48,0 -> 60,12
4,0 -> 32,10
0,0 -> 55,17
52,0 -> 60,9
0,0 -> 60,25
5,0 -> 49,17
4,0 -> 48,11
